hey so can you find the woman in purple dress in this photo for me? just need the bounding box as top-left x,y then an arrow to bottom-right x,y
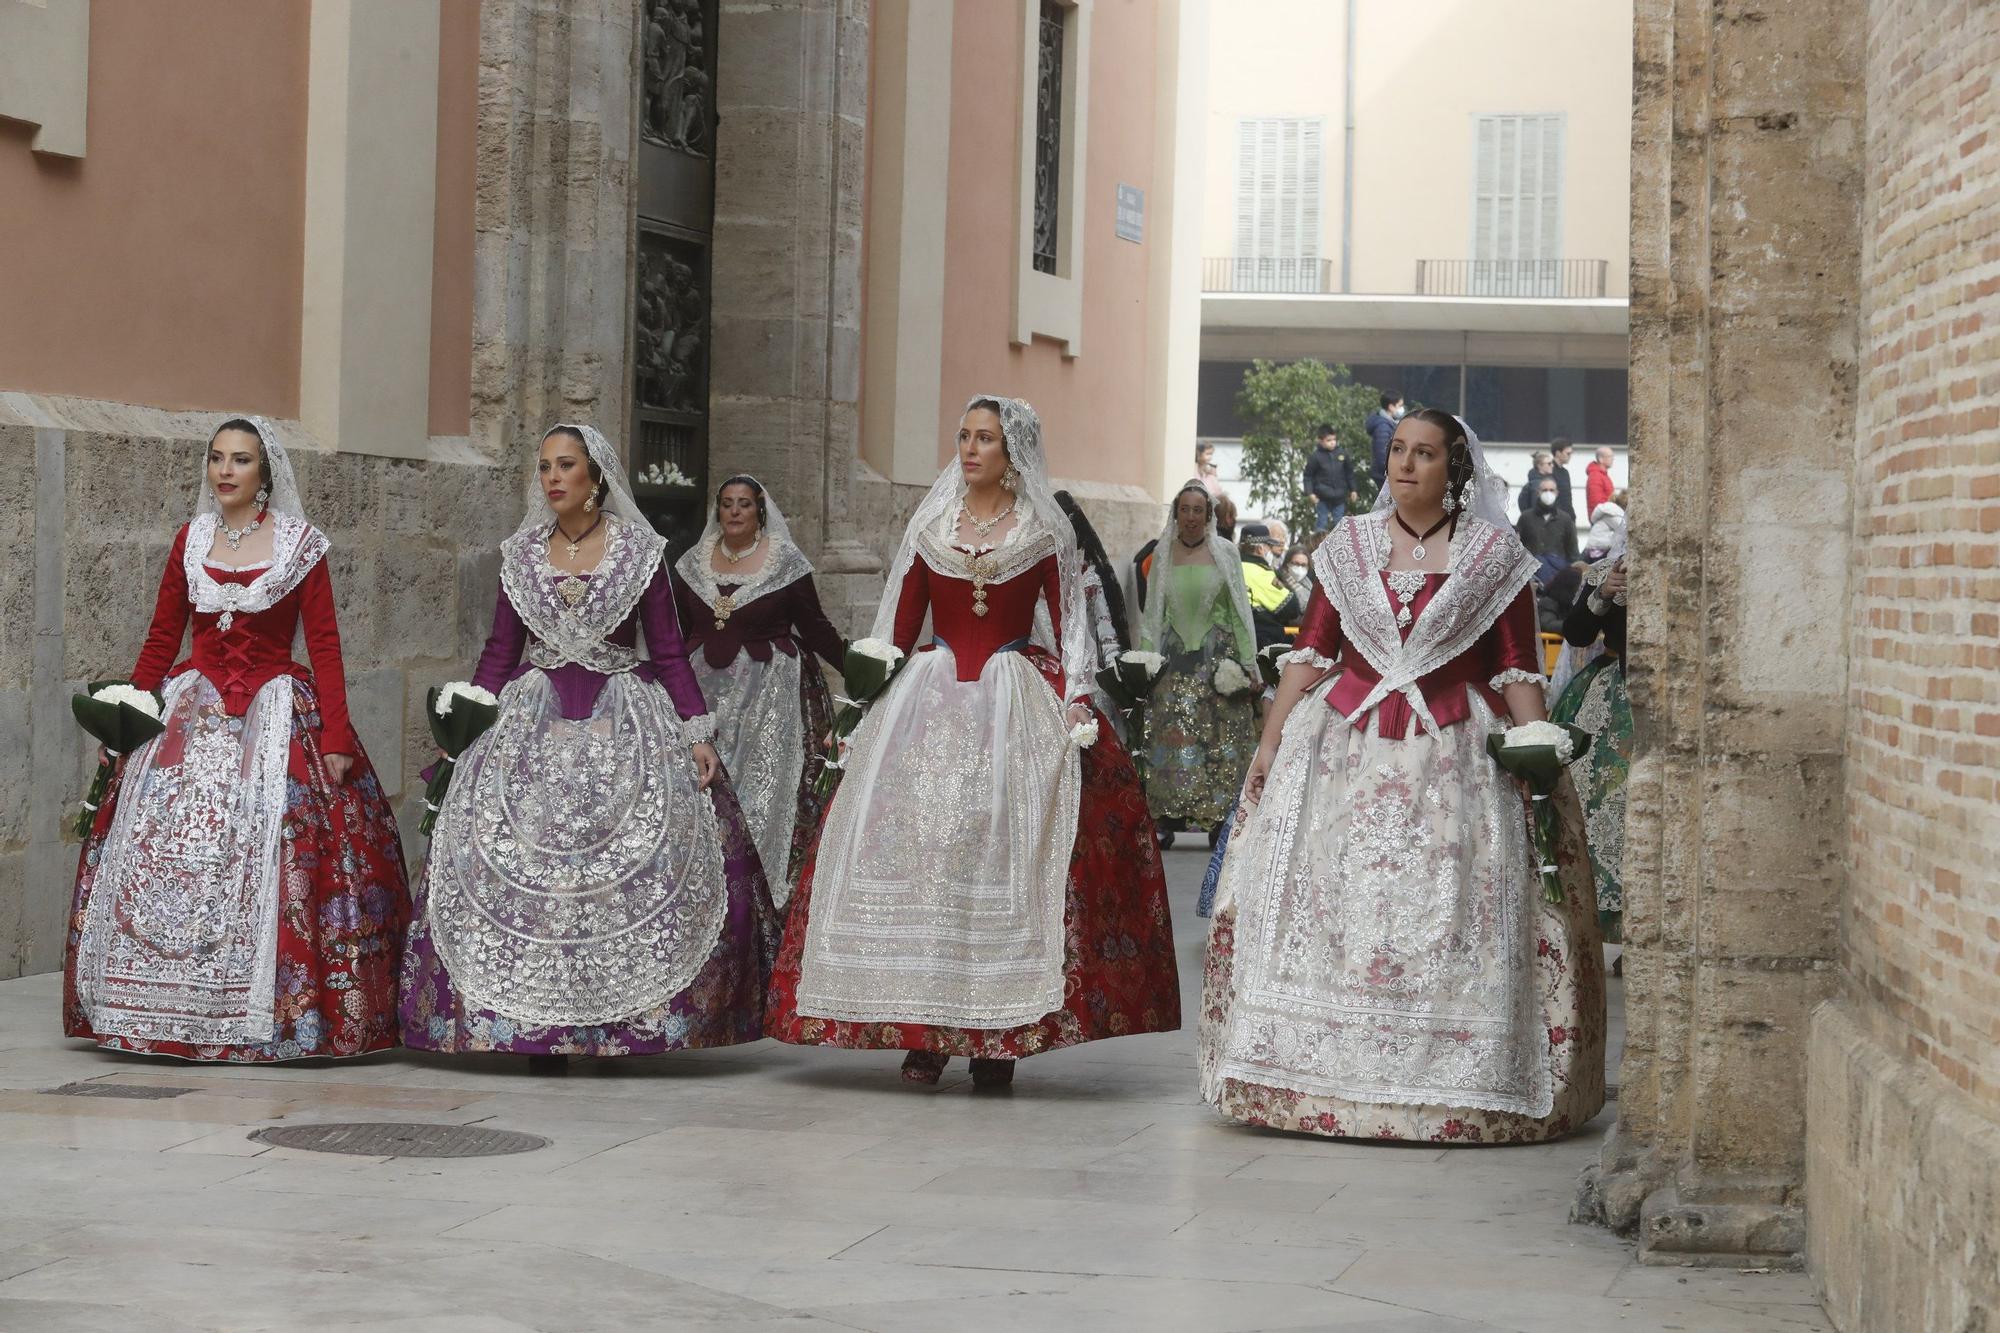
671,476 -> 845,908
399,424 -> 777,1072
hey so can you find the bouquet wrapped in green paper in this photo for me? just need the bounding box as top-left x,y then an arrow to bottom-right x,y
1095,649 -> 1164,712
421,681 -> 502,835
815,638 -> 907,796
71,681 -> 167,838
1486,720 -> 1594,904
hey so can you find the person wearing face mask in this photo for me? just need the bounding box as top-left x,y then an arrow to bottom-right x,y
1199,408 -> 1604,1144
1279,544 -> 1315,600
1515,476 -> 1579,584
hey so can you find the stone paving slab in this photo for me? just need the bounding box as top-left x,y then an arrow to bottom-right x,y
0,847 -> 1827,1332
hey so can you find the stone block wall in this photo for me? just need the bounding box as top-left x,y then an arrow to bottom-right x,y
1810,0 -> 2000,1324
0,398 -> 517,980
1580,0 -> 1862,1262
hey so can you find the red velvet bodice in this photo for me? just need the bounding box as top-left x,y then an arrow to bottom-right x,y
1294,574 -> 1540,739
891,548 -> 1076,694
131,524 -> 359,754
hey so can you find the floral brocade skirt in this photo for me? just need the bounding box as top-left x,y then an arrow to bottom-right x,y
1139,624 -> 1257,830
1198,692 -> 1605,1144
63,674 -> 409,1063
764,655 -> 1181,1059
1551,656 -> 1630,939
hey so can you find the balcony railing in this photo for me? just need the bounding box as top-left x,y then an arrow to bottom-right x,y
1414,259 -> 1609,299
1202,257 -> 1335,294
1203,257 -> 1612,298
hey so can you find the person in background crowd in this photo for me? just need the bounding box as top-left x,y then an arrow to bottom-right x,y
1364,392 -> 1403,487
1517,450 -> 1556,515
1587,446 -> 1617,515
1237,523 -> 1301,649
1138,482 -> 1258,849
1303,425 -> 1357,533
1554,535 -> 1631,958
1279,544 -> 1314,601
1548,438 -> 1577,515
1264,517 -> 1290,552
1539,560 -> 1586,635
1583,496 -> 1628,562
1196,442 -> 1222,497
1516,475 -> 1579,582
1213,492 -> 1238,542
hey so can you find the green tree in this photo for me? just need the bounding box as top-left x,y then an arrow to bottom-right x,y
1234,358 -> 1382,537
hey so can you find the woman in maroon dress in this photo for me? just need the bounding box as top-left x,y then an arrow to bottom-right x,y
672,476 -> 845,906
65,416 -> 408,1061
765,396 -> 1180,1087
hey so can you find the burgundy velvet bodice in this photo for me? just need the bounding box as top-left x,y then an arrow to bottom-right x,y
1295,574 -> 1541,738
471,564 -> 708,722
672,570 -> 846,671
891,549 -> 1079,696
132,525 -> 359,755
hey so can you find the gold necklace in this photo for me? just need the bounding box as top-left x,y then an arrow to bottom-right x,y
958,498 -> 1016,540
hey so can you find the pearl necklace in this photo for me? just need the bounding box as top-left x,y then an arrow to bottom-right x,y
719,533 -> 761,563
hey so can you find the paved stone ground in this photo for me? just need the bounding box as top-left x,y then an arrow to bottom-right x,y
0,847 -> 1828,1332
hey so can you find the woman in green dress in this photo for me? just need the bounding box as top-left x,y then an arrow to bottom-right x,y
1137,481 -> 1259,845
1552,550 -> 1631,940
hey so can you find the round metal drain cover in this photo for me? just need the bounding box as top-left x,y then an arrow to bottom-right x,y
249,1122 -> 550,1158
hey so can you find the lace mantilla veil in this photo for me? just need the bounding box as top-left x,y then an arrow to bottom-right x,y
673,475 -> 816,609
513,423 -> 659,540
1367,413 -> 1513,531
870,395 -> 1095,704
1140,478 -> 1258,671
193,415 -> 306,522
185,415 -> 327,625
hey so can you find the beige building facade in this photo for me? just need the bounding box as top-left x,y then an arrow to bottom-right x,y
1198,0 -> 1632,453
0,0 -> 1204,977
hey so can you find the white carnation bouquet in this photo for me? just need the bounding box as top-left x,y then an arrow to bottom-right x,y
71,681 -> 167,838
1487,720 -> 1594,903
421,681 -> 502,835
1213,658 -> 1256,698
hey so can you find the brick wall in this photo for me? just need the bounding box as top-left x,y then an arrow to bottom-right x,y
1846,0 -> 2000,1115
1809,1 -> 2000,1327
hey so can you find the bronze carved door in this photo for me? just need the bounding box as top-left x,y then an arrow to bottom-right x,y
632,0 -> 717,557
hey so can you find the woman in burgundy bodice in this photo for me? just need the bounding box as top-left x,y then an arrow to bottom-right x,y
64,417 -> 408,1062
671,476 -> 845,907
399,425 -> 776,1070
1199,409 -> 1606,1144
765,396 -> 1180,1087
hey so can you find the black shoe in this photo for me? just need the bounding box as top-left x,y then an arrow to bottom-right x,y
527,1054 -> 569,1076
1156,828 -> 1175,850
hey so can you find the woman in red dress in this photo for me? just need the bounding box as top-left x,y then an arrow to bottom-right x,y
765,395 -> 1181,1086
64,417 -> 408,1062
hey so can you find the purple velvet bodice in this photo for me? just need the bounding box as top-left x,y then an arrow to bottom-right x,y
472,565 -> 708,721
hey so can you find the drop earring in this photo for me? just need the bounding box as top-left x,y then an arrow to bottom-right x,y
584,493 -> 596,513
255,486 -> 270,507
1002,463 -> 1022,493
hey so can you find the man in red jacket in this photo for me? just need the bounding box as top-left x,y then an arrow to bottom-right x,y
1586,446 -> 1617,515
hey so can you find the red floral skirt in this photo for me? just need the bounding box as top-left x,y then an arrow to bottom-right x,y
765,658 -> 1181,1059
63,678 -> 409,1062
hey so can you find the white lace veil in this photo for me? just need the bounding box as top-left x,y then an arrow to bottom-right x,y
197,415 -> 306,522
673,474 -> 815,608
1369,411 -> 1512,531
513,423 -> 658,540
1140,479 -> 1257,670
869,395 -> 1094,703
